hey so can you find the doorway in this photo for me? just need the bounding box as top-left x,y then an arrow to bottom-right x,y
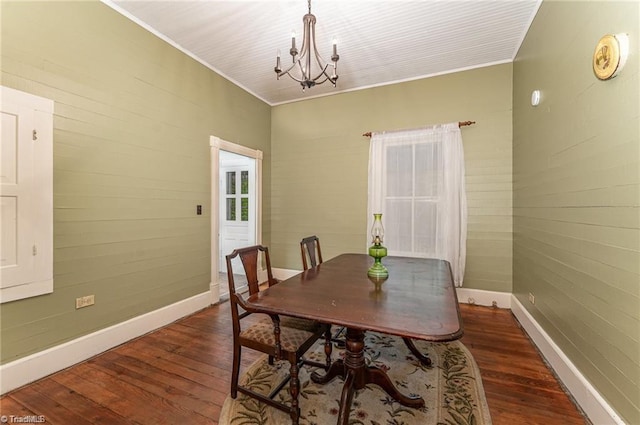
209,136 -> 262,304
219,151 -> 255,287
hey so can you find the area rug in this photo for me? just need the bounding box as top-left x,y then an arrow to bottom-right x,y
220,331 -> 492,425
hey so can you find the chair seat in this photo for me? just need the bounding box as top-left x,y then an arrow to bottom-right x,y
240,318 -> 316,352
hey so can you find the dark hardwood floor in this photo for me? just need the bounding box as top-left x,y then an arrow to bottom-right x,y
0,302 -> 588,424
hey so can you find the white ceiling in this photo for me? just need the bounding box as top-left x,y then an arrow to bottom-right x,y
105,0 -> 542,106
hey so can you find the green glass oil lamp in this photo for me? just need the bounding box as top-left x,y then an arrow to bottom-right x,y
367,213 -> 388,279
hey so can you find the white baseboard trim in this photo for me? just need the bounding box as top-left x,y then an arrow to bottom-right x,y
456,287 -> 512,308
273,267 -> 300,281
511,295 -> 624,425
0,291 -> 211,395
210,281 -> 220,304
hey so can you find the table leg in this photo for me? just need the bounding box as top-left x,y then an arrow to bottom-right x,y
403,337 -> 432,366
310,358 -> 344,384
367,365 -> 424,407
336,369 -> 356,425
310,328 -> 425,425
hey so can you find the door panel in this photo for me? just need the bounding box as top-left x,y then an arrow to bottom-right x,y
1,100 -> 35,286
219,157 -> 256,276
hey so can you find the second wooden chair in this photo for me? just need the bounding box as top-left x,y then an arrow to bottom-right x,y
300,235 -> 323,270
299,235 -> 346,347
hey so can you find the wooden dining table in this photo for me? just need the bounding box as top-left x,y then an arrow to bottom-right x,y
244,253 -> 463,425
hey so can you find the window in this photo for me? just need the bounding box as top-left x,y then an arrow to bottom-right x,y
224,170 -> 250,222
226,171 -> 237,220
368,123 -> 467,286
384,141 -> 442,256
1,86 -> 54,303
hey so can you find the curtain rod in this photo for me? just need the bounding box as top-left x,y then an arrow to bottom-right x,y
362,121 -> 475,138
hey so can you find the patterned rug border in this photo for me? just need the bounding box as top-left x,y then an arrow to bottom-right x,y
220,333 -> 492,425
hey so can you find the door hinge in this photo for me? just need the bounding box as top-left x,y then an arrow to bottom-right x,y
32,129 -> 38,141
32,245 -> 37,256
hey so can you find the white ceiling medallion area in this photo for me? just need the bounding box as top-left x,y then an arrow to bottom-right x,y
105,0 -> 542,106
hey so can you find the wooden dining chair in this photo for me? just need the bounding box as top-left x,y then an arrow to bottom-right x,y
226,245 -> 330,424
300,235 -> 346,347
300,235 -> 323,270
230,243 -> 332,344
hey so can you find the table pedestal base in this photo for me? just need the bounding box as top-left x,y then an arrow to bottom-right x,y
403,337 -> 432,366
310,328 -> 424,425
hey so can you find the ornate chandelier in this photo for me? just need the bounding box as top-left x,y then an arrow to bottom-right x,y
274,0 -> 339,90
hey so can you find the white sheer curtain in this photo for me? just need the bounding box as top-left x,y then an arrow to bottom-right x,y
367,122 -> 467,286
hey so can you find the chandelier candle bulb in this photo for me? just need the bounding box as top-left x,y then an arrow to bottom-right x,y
275,50 -> 282,75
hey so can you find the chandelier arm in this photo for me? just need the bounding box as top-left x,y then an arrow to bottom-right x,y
307,24 -> 337,83
310,39 -> 336,79
276,62 -> 310,85
276,58 -> 304,80
310,64 -> 331,83
302,12 -> 316,82
297,27 -> 310,60
311,35 -> 328,68
297,60 -> 310,83
277,54 -> 337,87
310,69 -> 337,87
311,75 -> 330,86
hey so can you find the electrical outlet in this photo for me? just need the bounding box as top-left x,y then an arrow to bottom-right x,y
528,293 -> 535,305
76,295 -> 95,309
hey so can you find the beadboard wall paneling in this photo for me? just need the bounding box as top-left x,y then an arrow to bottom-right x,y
271,64 -> 513,293
512,1 -> 639,423
0,1 -> 271,363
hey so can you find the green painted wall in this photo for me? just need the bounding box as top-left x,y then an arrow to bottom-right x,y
0,1 -> 271,363
4,2 -> 636,422
271,64 -> 513,293
513,1 -> 639,423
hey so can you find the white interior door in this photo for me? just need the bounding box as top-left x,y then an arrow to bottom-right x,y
219,151 -> 256,276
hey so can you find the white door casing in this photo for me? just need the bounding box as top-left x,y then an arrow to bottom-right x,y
209,136 -> 262,305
